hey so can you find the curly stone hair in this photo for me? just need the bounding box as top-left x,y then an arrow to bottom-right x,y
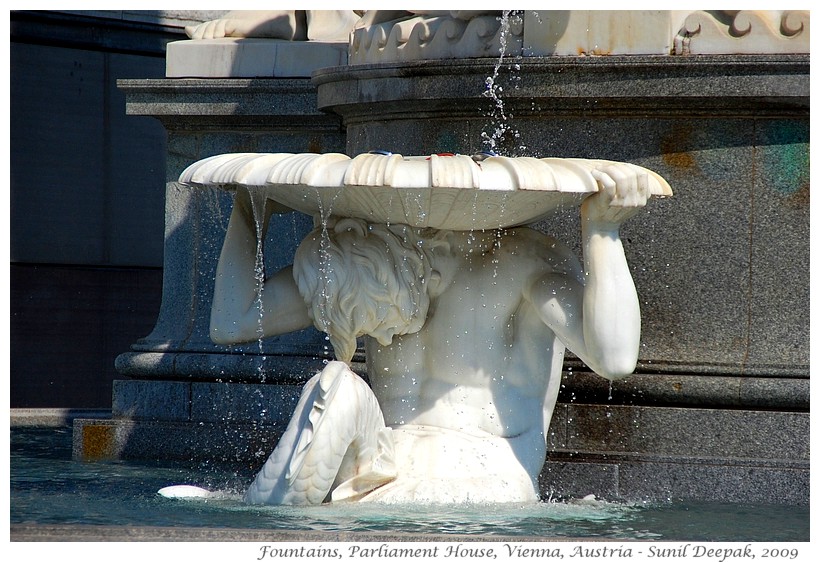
293,218 -> 447,363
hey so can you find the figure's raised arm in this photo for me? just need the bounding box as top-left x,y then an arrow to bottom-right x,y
210,187 -> 312,345
525,161 -> 650,380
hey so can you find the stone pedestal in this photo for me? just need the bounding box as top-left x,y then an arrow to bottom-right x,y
73,77 -> 355,466
166,38 -> 348,78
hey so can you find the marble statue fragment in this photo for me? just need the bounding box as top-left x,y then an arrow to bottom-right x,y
181,10 -> 810,63
675,10 -> 809,54
176,152 -> 671,504
185,10 -> 361,42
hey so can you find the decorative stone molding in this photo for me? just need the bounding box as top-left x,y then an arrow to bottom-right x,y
350,13 -> 524,65
165,11 -> 811,75
675,10 -> 809,55
350,10 -> 811,63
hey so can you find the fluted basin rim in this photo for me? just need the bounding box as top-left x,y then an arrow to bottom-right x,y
180,152 -> 671,230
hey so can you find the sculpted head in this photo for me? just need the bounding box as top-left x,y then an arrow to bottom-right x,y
293,218 -> 450,362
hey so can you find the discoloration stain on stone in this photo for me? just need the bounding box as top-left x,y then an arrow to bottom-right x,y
82,424 -> 116,460
661,126 -> 696,169
307,138 -> 323,154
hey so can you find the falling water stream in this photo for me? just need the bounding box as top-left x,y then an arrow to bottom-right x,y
244,184 -> 343,364
248,189 -> 270,382
481,10 -> 525,156
314,187 -> 344,361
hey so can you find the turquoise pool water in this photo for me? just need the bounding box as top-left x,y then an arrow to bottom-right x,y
10,427 -> 809,541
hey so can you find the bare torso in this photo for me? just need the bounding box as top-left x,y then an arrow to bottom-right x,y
364,228 -> 575,493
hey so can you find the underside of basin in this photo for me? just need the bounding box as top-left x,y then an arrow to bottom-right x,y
180,152 -> 671,230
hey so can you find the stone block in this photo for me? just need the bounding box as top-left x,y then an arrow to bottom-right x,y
112,379 -> 190,421
73,418 -> 285,464
539,460 -> 620,501
166,39 -> 348,78
191,382 -> 301,424
678,11 -> 809,55
523,10 -> 682,56
617,458 -> 809,505
558,404 -> 809,461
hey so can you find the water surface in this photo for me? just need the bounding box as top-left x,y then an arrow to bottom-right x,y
10,428 -> 808,541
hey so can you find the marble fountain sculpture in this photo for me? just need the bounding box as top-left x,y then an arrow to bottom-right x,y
160,151 -> 672,504
173,9 -> 810,68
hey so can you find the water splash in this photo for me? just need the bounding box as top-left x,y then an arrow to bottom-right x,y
481,10 -> 525,156
201,184 -> 231,233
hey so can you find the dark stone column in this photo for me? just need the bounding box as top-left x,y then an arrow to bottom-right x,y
74,78 -> 351,464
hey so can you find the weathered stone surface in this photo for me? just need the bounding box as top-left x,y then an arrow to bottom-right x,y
166,38 -> 348,78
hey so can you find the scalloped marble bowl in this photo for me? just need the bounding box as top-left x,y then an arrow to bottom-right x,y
180,152 -> 671,230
